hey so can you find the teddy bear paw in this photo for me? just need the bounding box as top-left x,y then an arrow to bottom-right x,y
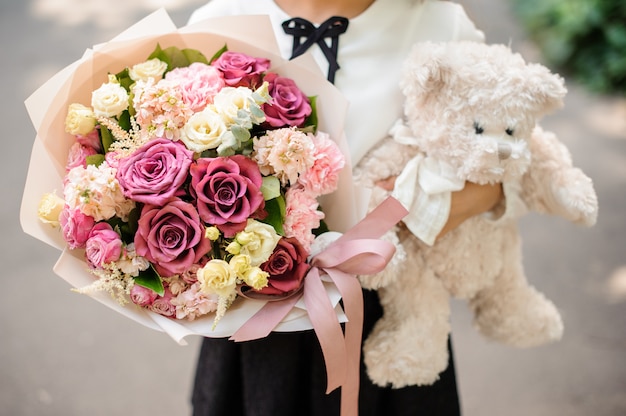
552,170 -> 598,226
472,286 -> 564,348
363,321 -> 450,387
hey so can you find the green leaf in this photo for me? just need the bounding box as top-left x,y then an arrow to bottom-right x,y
86,154 -> 105,167
134,266 -> 165,296
182,48 -> 209,65
304,96 -> 318,133
115,67 -> 133,92
209,44 -> 228,64
260,176 -> 281,200
100,125 -> 114,153
261,196 -> 286,235
117,110 -> 131,131
147,44 -> 209,72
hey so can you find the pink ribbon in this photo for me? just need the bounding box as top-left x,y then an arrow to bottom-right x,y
231,197 -> 408,416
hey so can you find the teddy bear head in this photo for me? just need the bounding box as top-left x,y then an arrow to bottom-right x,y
399,41 -> 567,184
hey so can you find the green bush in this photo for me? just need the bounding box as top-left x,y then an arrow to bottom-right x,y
512,0 -> 626,95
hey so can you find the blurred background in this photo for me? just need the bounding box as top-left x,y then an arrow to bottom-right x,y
2,0 -> 625,415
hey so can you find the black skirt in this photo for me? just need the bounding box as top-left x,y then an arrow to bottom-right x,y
191,289 -> 460,416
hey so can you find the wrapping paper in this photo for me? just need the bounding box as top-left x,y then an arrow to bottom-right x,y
20,9 -> 372,345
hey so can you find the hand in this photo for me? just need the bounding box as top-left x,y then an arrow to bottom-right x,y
438,182 -> 503,239
375,176 -> 504,240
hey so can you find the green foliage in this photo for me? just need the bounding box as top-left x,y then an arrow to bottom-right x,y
134,266 -> 165,296
513,0 -> 626,94
147,43 -> 209,72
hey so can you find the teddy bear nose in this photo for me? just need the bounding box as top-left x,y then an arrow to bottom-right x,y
497,142 -> 512,160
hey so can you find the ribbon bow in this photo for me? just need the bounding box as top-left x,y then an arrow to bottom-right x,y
231,197 -> 408,416
282,16 -> 349,84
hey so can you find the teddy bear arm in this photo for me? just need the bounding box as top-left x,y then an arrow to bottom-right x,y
522,127 -> 598,226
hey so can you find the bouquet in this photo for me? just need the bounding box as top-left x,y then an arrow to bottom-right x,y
38,38 -> 349,328
21,11 -> 407,416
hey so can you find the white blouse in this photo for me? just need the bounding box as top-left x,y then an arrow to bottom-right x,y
188,0 -> 484,165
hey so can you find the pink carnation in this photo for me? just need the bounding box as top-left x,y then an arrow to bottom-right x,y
165,63 -> 225,112
171,282 -> 218,321
297,132 -> 345,196
283,185 -> 324,251
253,127 -> 315,186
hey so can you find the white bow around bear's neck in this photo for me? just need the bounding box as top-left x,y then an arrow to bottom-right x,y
389,120 -> 465,246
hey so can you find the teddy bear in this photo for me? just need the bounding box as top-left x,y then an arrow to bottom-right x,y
353,41 -> 599,388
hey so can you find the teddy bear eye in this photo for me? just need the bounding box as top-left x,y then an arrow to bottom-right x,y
505,128 -> 515,136
474,122 -> 484,135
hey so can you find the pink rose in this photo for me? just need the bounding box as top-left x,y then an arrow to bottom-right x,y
76,129 -> 102,153
256,237 -> 310,295
85,222 -> 123,268
165,62 -> 225,112
66,142 -> 98,171
190,155 -> 265,237
211,51 -> 270,88
130,284 -> 158,307
262,73 -> 312,128
135,198 -> 212,277
298,132 -> 345,196
59,205 -> 96,249
283,186 -> 324,252
116,138 -> 193,206
151,288 -> 176,317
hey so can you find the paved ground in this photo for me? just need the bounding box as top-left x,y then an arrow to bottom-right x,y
2,1 -> 625,415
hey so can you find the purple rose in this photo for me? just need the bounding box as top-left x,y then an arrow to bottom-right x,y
85,222 -> 123,268
256,237 -> 310,295
190,155 -> 265,238
117,138 -> 193,206
262,73 -> 312,128
59,205 -> 95,249
130,284 -> 158,307
211,51 -> 270,88
135,198 -> 212,277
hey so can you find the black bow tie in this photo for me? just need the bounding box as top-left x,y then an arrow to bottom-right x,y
282,16 -> 349,84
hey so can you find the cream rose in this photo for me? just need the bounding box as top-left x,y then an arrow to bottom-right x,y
180,108 -> 228,153
229,254 -> 251,277
38,192 -> 65,227
91,75 -> 129,118
197,259 -> 237,298
243,267 -> 269,290
65,103 -> 96,135
204,226 -> 220,241
236,219 -> 281,266
128,58 -> 168,82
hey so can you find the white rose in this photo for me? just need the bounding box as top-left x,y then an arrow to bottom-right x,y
37,192 -> 65,227
65,103 -> 96,135
91,76 -> 129,118
211,86 -> 254,124
180,108 -> 227,153
128,58 -> 168,82
237,219 -> 281,267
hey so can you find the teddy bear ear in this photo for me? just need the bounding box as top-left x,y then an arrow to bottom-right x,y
399,42 -> 453,101
524,63 -> 568,116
